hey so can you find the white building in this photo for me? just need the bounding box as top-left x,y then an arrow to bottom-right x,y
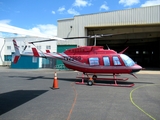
0,37 -> 57,68
0,37 -> 5,65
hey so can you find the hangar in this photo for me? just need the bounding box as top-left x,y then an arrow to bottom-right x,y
57,5 -> 160,68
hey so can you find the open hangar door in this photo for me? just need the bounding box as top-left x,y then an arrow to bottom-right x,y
87,25 -> 160,68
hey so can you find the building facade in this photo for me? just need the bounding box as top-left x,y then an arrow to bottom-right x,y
0,37 -> 57,68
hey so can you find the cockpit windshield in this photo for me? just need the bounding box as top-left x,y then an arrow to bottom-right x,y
120,54 -> 135,67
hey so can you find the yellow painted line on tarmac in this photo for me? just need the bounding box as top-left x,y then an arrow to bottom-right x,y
130,84 -> 160,120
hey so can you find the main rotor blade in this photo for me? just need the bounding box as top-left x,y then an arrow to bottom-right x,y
101,34 -> 114,37
101,33 -> 127,37
63,33 -> 125,40
64,34 -> 115,39
28,38 -> 65,44
63,36 -> 90,39
28,33 -> 127,44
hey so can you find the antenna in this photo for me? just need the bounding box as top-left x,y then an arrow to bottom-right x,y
22,41 -> 27,53
94,35 -> 97,46
106,44 -> 110,50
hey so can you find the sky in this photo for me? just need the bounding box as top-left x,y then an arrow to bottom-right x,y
0,0 -> 160,37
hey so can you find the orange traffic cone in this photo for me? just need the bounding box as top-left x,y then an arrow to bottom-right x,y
51,72 -> 59,89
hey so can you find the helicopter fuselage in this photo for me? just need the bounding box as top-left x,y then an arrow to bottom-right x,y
62,46 -> 142,74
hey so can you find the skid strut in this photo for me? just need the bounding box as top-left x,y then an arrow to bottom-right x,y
76,73 -> 134,87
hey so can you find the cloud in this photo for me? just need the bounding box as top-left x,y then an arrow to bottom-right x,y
29,24 -> 57,36
141,0 -> 160,7
73,0 -> 91,7
0,19 -> 15,37
52,11 -> 56,14
0,21 -> 57,38
57,6 -> 65,12
0,19 -> 11,24
119,0 -> 140,6
100,2 -> 109,11
67,8 -> 80,15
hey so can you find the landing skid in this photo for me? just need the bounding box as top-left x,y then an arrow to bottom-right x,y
76,73 -> 134,87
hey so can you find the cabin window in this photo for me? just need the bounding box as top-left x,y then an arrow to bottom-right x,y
113,56 -> 121,65
89,57 -> 99,66
103,56 -> 110,66
120,54 -> 135,67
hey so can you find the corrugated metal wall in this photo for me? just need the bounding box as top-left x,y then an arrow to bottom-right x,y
74,5 -> 160,26
58,5 -> 160,45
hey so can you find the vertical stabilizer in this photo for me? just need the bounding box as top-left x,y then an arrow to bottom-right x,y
12,39 -> 20,63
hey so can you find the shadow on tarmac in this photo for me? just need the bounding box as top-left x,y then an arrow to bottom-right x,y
0,90 -> 48,115
8,76 -> 48,80
58,78 -> 154,85
8,75 -> 154,85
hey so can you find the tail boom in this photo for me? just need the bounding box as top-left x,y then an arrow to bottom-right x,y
32,47 -> 63,60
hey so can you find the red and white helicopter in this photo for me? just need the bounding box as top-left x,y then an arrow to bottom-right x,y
12,34 -> 142,87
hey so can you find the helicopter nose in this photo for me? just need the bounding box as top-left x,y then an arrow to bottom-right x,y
131,64 -> 142,73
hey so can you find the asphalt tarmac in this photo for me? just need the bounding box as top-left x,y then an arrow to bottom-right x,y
0,67 -> 160,120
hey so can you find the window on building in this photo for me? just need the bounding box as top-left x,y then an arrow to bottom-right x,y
7,46 -> 11,50
113,56 -> 121,65
4,55 -> 12,61
89,57 -> 99,66
136,51 -> 139,54
143,51 -> 148,54
46,45 -> 51,49
36,46 -> 41,49
32,57 -> 37,63
103,56 -> 110,66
